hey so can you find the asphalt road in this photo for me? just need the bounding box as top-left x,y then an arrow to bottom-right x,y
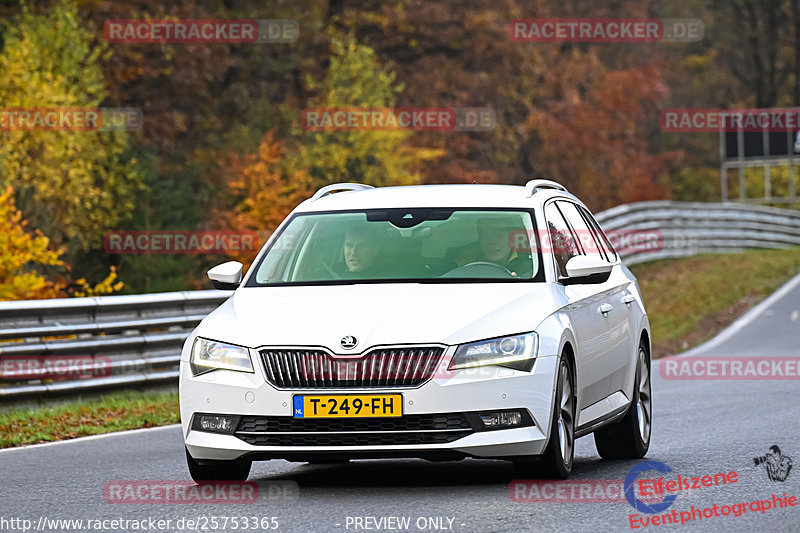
2,274 -> 800,533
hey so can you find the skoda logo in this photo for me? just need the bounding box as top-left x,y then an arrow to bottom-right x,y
340,336 -> 358,350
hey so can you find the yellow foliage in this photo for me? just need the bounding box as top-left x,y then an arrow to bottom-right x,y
72,266 -> 124,298
0,187 -> 123,300
291,31 -> 444,188
0,1 -> 144,251
0,187 -> 64,300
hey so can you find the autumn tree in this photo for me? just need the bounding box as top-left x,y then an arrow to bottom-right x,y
218,31 -> 445,257
215,131 -> 311,265
330,0 -> 537,184
0,1 -> 144,254
0,187 -> 64,300
290,31 -> 444,188
526,57 -> 679,208
331,0 -> 681,207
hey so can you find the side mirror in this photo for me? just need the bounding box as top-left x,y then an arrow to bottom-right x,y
563,255 -> 613,284
208,261 -> 243,290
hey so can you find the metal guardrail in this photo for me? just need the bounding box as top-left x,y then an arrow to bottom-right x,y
0,291 -> 230,400
595,201 -> 800,265
0,201 -> 798,400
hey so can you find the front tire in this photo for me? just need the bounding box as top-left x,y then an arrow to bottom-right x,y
593,339 -> 651,459
186,448 -> 252,482
514,357 -> 575,479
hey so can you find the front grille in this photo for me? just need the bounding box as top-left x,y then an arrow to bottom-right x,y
234,413 -> 474,446
259,347 -> 445,389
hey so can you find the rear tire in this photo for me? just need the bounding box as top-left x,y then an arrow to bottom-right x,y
186,448 -> 252,482
593,339 -> 651,459
514,357 -> 575,479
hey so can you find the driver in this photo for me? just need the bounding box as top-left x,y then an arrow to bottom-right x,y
342,226 -> 384,277
455,217 -> 532,277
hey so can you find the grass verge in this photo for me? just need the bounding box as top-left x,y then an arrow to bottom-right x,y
630,247 -> 800,358
0,390 -> 178,448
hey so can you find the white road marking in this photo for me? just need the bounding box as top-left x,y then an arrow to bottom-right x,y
792,310 -> 799,322
679,271 -> 800,357
0,423 -> 181,454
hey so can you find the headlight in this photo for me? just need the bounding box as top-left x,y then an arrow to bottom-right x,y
190,337 -> 254,376
449,332 -> 538,372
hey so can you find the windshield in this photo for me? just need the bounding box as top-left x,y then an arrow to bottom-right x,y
246,208 -> 542,285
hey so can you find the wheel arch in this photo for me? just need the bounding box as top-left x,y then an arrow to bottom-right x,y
640,328 -> 651,359
560,340 -> 577,389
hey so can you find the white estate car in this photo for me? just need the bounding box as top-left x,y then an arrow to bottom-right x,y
180,180 -> 652,481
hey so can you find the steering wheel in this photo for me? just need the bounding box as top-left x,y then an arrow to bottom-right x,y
443,261 -> 513,278
462,261 -> 513,275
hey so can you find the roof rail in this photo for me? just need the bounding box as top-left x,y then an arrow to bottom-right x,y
310,182 -> 375,201
524,179 -> 567,197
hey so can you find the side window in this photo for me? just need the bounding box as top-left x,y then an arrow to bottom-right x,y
578,205 -> 617,262
544,202 -> 580,278
557,201 -> 607,262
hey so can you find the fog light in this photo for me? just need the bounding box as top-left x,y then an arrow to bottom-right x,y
479,411 -> 523,428
193,414 -> 239,434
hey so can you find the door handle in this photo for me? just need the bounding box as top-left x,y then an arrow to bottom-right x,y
598,303 -> 613,316
621,294 -> 636,306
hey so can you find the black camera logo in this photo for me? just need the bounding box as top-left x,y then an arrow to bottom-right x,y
753,445 -> 792,482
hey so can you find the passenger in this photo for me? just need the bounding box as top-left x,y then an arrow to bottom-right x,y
456,218 -> 532,277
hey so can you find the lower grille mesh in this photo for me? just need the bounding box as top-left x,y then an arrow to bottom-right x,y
234,413 -> 474,446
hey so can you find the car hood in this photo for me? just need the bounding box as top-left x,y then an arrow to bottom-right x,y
197,283 -> 564,353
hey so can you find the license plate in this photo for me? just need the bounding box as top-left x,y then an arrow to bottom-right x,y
292,394 -> 402,418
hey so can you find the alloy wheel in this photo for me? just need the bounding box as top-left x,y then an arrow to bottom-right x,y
636,347 -> 652,445
557,362 -> 575,465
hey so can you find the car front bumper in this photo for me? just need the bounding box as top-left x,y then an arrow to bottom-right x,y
180,348 -> 559,462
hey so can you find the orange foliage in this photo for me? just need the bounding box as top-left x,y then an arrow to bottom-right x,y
527,57 -> 680,210
217,131 -> 313,263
